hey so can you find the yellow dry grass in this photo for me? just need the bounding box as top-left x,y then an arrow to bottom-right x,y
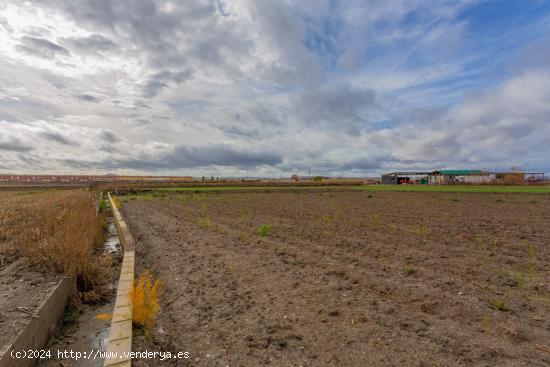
129,269 -> 161,338
0,189 -> 109,303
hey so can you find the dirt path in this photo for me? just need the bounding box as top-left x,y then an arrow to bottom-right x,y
122,191 -> 550,366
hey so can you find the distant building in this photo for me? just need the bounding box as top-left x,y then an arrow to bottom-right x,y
381,172 -> 430,185
382,170 -> 495,185
430,170 -> 494,184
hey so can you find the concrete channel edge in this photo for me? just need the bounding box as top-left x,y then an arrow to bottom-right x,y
105,192 -> 135,367
0,276 -> 75,367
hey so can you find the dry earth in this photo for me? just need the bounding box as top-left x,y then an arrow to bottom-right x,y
122,190 -> 550,366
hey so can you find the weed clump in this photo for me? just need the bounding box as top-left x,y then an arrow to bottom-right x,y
98,199 -> 107,212
403,265 -> 416,276
489,298 -> 508,311
256,224 -> 271,236
130,270 -> 161,339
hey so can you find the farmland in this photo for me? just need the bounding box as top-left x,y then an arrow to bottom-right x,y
154,184 -> 550,194
121,189 -> 550,366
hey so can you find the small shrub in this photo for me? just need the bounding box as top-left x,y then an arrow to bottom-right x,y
256,223 -> 271,236
489,298 -> 508,311
98,199 -> 107,212
451,197 -> 459,202
130,270 -> 161,339
403,265 -> 416,276
513,271 -> 525,288
367,194 -> 373,198
529,200 -> 537,204
495,198 -> 503,203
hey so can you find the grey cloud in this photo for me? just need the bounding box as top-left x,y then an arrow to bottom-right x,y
65,34 -> 118,53
98,129 -> 122,143
39,131 -> 77,146
142,70 -> 192,98
17,36 -> 70,58
77,94 -> 101,103
0,138 -> 33,152
295,85 -> 377,133
112,144 -> 282,170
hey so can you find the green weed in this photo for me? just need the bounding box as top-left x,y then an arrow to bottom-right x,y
256,223 -> 271,236
489,298 -> 508,311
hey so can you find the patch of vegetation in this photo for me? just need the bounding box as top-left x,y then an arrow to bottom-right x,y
130,270 -> 161,339
256,223 -> 272,236
403,265 -> 416,276
489,298 -> 509,311
98,199 -> 107,212
495,198 -> 504,203
513,271 -> 525,288
12,190 -> 110,305
451,197 -> 459,202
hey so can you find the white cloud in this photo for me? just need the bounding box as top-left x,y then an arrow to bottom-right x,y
0,0 -> 549,176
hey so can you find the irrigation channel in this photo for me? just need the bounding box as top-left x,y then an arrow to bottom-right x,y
39,199 -> 123,367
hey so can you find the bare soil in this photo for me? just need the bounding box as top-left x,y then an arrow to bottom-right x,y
122,190 -> 550,366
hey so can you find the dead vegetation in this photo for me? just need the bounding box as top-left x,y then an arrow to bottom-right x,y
0,189 -> 109,304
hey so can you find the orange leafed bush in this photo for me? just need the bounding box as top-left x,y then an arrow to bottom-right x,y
130,269 -> 161,338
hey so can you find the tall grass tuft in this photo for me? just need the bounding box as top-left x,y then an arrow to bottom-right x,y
256,223 -> 272,236
4,190 -> 109,304
130,270 -> 162,339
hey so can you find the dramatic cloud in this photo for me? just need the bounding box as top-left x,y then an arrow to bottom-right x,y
17,36 -> 70,58
0,0 -> 549,176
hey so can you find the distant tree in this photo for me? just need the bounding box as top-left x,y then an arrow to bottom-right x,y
291,174 -> 299,181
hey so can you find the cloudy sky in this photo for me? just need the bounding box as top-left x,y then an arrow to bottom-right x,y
1,0 -> 549,177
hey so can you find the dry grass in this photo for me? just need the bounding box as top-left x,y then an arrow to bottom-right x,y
130,270 -> 161,339
0,189 -> 109,304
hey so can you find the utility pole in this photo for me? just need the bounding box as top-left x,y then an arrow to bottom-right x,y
308,167 -> 310,178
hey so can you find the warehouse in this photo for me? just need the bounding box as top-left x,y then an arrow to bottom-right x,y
382,170 -> 496,185
381,172 -> 430,185
429,170 -> 494,184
